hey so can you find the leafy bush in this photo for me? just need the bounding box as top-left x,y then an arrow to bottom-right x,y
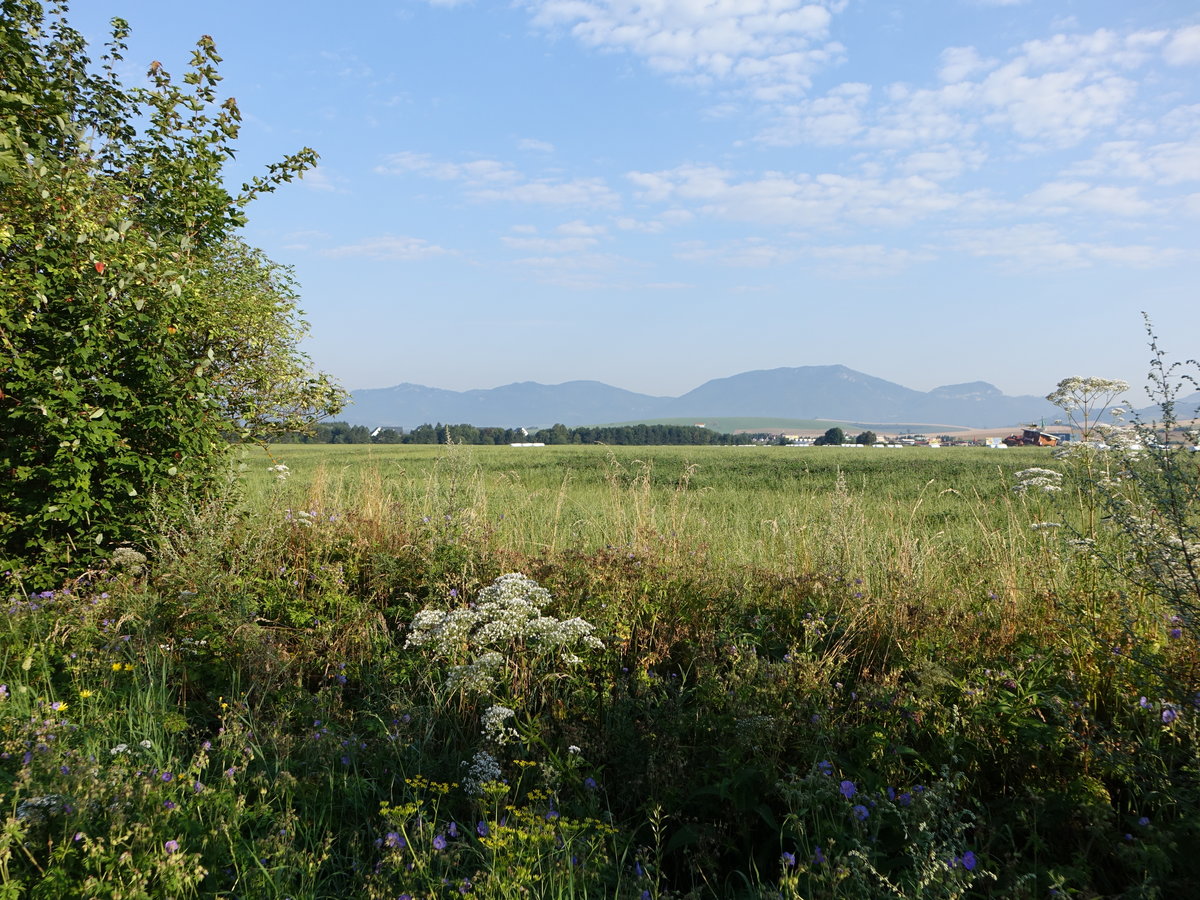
0,2 -> 343,584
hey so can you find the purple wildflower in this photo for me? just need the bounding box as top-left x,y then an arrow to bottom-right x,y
164,840 -> 179,853
384,832 -> 405,849
781,851 -> 796,868
477,821 -> 489,837
961,851 -> 977,871
433,834 -> 447,851
839,780 -> 856,799
852,804 -> 869,821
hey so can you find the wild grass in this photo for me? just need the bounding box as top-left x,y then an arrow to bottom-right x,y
1,441 -> 1196,897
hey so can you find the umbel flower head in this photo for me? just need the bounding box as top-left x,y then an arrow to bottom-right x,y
406,573 -> 604,695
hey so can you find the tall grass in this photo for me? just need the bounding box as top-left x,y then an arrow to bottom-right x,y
0,442 -> 1195,897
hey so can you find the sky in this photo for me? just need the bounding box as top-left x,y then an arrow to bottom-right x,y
71,0 -> 1200,401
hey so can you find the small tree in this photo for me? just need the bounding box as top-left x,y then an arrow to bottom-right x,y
0,3 -> 343,582
815,427 -> 845,446
854,430 -> 877,446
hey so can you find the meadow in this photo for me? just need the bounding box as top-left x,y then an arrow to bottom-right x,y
1,442 -> 1196,898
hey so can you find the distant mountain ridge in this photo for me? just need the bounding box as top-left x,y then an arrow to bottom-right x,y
344,365 -> 1078,430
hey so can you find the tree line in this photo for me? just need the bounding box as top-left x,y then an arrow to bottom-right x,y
280,422 -> 769,446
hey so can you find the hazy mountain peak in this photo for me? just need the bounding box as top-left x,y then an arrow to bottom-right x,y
345,366 -> 1060,429
929,381 -> 1003,400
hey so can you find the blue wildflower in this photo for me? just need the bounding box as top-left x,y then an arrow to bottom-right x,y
839,780 -> 856,799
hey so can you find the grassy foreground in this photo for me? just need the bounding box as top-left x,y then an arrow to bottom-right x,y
1,444 -> 1196,898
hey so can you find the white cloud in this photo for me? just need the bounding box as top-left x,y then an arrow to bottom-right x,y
675,237 -> 797,267
375,152 -> 520,183
472,178 -> 620,207
502,235 -> 600,253
557,219 -> 607,236
938,46 -> 994,83
761,27 -> 1181,152
949,224 -> 1182,269
1023,180 -> 1154,217
1164,25 -> 1200,66
524,0 -> 848,98
1067,138 -> 1200,185
977,62 -> 1136,147
322,236 -> 450,261
518,138 -> 556,153
280,230 -> 332,251
898,145 -> 987,181
378,151 -> 620,207
628,164 -> 964,226
675,238 -> 931,275
298,166 -> 340,192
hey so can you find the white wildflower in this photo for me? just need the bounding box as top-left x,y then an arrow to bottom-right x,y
406,573 -> 604,696
444,651 -> 504,694
481,704 -> 519,745
461,749 -> 504,796
1013,468 -> 1064,494
267,463 -> 291,481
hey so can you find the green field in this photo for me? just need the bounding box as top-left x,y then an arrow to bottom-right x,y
247,443 -> 1055,586
4,440 -> 1196,898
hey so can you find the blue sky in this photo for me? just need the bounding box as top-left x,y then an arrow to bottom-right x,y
74,1 -> 1200,401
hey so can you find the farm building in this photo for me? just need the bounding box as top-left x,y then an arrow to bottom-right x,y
1002,429 -> 1060,447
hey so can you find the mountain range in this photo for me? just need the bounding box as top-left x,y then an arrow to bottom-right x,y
343,365 -> 1084,430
